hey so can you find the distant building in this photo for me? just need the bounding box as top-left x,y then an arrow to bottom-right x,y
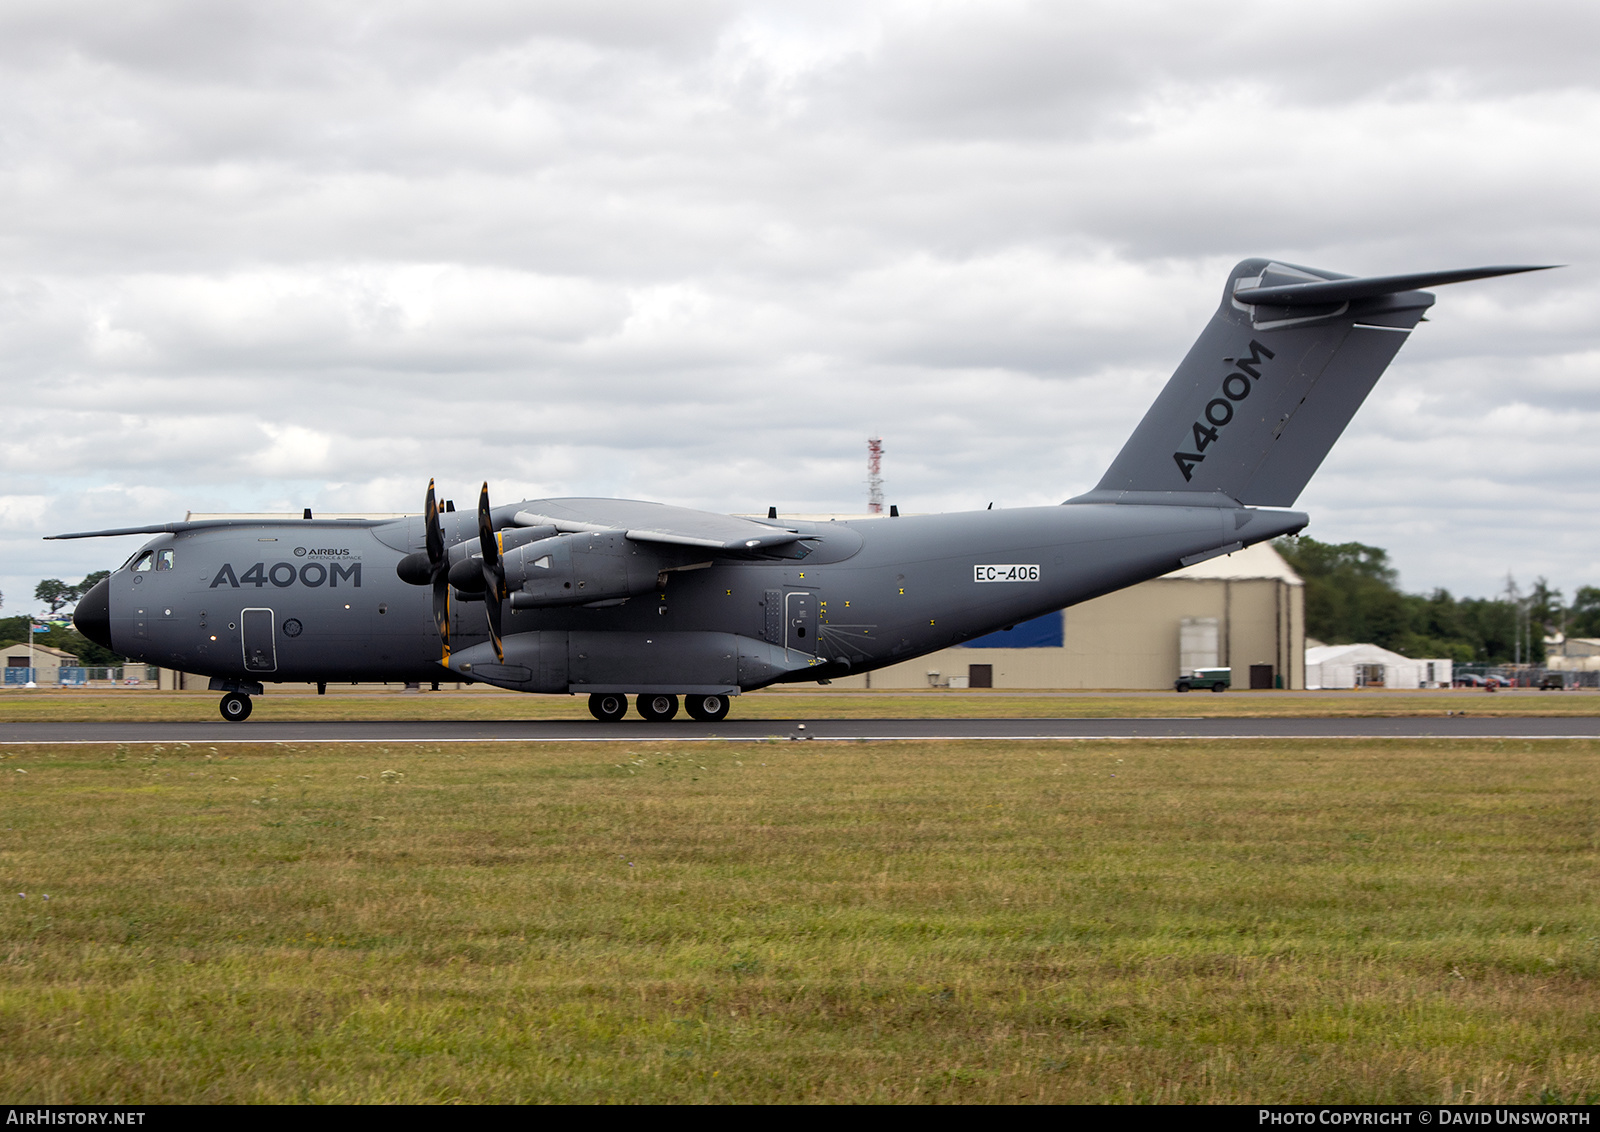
833,541 -> 1305,690
1304,643 -> 1452,689
1544,637 -> 1600,672
2,643 -> 77,685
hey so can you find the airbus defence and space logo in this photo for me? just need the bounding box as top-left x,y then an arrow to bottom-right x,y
1172,339 -> 1276,482
293,547 -> 352,557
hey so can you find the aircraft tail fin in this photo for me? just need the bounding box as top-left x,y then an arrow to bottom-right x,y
1072,260 -> 1552,508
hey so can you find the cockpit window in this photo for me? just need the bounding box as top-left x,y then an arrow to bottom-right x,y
155,549 -> 174,571
131,551 -> 154,572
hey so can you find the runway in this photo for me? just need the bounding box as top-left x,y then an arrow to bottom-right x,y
5,716 -> 1600,743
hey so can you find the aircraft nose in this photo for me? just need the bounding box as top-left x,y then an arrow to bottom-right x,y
74,577 -> 113,650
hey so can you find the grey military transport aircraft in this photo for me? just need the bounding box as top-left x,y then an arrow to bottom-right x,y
55,258 -> 1549,722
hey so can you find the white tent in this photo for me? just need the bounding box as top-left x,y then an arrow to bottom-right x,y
1304,644 -> 1452,690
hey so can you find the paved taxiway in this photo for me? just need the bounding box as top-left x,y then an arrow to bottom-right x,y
5,717 -> 1600,743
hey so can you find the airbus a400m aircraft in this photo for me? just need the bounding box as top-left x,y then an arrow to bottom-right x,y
57,259 -> 1547,722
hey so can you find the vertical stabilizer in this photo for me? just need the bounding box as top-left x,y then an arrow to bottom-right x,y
1073,260 -> 1549,508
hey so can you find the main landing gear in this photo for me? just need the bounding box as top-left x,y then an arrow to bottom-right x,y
586,693 -> 732,723
219,692 -> 253,722
636,693 -> 680,722
684,694 -> 730,722
588,693 -> 629,722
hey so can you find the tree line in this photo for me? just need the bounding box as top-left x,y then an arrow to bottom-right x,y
1273,537 -> 1582,665
0,572 -> 121,667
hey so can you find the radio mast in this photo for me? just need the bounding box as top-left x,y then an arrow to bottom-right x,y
866,436 -> 884,514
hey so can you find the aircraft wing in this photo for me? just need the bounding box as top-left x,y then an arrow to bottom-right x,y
46,517 -> 393,540
510,498 -> 804,552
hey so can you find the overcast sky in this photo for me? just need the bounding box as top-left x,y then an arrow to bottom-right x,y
2,0 -> 1596,614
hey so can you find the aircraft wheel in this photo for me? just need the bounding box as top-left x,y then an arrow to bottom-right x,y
685,694 -> 730,722
588,693 -> 629,722
219,693 -> 253,722
636,693 -> 679,722
1211,682 -> 1226,693
1175,682 -> 1190,693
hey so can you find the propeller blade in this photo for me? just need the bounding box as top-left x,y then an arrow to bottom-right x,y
478,482 -> 505,663
424,478 -> 444,568
432,577 -> 450,659
426,479 -> 451,662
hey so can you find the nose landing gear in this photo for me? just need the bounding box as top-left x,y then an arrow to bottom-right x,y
219,692 -> 253,722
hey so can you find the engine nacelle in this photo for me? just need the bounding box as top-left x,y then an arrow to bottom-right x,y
504,531 -> 664,608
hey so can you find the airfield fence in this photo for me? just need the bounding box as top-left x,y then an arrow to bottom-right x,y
1453,664 -> 1600,688
3,666 -> 161,687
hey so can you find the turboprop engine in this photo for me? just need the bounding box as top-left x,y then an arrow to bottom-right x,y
503,530 -> 667,609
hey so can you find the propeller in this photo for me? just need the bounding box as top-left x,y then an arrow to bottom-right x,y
394,479 -> 452,661
478,481 -> 506,662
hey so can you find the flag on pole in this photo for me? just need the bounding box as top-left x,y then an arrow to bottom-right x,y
30,622 -> 48,634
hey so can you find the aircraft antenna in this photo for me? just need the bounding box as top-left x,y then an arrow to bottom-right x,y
866,436 -> 884,514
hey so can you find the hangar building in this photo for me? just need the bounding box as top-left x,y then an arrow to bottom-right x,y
2,643 -> 78,684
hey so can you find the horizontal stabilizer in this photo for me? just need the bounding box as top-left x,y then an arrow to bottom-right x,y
1233,265 -> 1556,306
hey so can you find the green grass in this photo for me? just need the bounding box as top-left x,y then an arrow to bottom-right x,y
1,738 -> 1597,1102
3,686 -> 1599,722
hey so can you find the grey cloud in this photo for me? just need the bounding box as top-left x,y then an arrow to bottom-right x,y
810,1 -> 1600,138
3,0 -> 1599,615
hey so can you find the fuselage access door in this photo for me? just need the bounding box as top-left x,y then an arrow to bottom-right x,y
784,590 -> 818,656
241,607 -> 277,674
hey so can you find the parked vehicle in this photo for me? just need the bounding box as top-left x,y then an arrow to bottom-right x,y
1176,667 -> 1231,693
1539,672 -> 1574,690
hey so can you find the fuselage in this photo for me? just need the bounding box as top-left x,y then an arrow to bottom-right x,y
78,499 -> 1305,694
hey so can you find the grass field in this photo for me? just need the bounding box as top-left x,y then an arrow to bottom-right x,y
4,686 -> 1600,722
1,737 -> 1596,1103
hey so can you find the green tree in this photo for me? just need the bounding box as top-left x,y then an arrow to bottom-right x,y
0,616 -> 122,666
1274,537 -> 1411,650
1458,597 -> 1520,664
1523,577 -> 1561,664
30,572 -> 110,616
1568,586 -> 1600,638
3,568 -> 123,667
1273,536 -> 1536,664
1390,589 -> 1479,664
34,579 -> 75,614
